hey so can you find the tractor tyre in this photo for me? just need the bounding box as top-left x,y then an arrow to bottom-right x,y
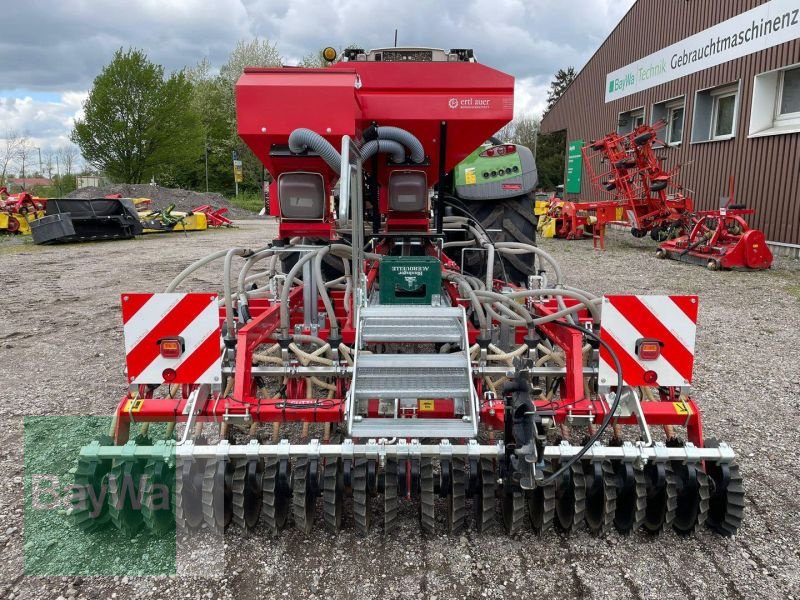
279,238 -> 347,280
461,196 -> 538,286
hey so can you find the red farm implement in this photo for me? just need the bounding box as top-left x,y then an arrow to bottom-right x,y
192,205 -> 234,227
69,46 -> 743,541
545,122 -> 772,270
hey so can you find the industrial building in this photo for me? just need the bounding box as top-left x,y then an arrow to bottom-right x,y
541,0 -> 800,252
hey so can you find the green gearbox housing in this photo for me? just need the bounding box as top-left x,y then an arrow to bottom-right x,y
379,256 -> 441,305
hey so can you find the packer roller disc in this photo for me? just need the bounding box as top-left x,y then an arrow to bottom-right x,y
447,457 -> 467,534
704,439 -> 744,537
70,435 -> 114,532
323,458 -> 344,533
262,457 -> 291,535
419,457 -> 435,533
384,458 -> 399,534
141,458 -> 175,532
292,457 -> 318,535
502,486 -> 525,535
613,461 -> 646,534
642,461 -> 677,534
108,458 -> 145,537
584,460 -> 616,535
232,457 -> 263,533
554,461 -> 586,532
474,457 -> 495,533
352,458 -> 372,536
672,461 -> 710,535
202,457 -> 234,534
176,457 -> 205,530
527,463 -> 555,534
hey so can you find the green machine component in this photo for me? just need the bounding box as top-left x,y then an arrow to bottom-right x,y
379,256 -> 441,305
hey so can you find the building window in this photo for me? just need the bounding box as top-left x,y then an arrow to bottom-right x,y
691,82 -> 740,143
652,97 -> 685,145
776,66 -> 800,121
618,107 -> 645,134
749,64 -> 800,137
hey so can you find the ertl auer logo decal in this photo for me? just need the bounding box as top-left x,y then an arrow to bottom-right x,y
448,97 -> 491,109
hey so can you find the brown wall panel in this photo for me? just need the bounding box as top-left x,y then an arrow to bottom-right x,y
541,0 -> 800,245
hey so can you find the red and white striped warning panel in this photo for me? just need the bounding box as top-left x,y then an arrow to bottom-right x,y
121,293 -> 222,385
598,295 -> 698,387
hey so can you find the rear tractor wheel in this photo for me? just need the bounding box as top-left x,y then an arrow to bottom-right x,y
461,196 -> 538,286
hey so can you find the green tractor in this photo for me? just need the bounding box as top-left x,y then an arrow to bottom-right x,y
447,137 -> 538,283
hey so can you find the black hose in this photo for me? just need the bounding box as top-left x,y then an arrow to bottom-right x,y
536,320 -> 627,485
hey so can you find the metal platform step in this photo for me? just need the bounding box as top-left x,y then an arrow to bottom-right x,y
359,305 -> 465,344
350,417 -> 475,439
353,353 -> 471,399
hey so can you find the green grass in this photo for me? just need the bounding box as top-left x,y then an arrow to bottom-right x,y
227,191 -> 264,213
787,284 -> 800,302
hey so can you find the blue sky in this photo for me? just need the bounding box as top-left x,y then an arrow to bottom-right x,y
0,0 -> 634,169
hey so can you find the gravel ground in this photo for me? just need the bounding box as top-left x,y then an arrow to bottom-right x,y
66,184 -> 261,220
1,221 -> 799,600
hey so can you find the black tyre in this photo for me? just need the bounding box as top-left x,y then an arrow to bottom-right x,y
460,196 -> 538,285
279,238 -> 347,280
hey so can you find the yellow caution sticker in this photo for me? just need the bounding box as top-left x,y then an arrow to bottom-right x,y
673,402 -> 691,416
124,398 -> 144,413
464,167 -> 476,185
418,399 -> 435,412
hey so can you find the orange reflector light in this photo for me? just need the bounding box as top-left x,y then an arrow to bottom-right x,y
162,368 -> 177,382
643,370 -> 658,384
322,46 -> 337,62
158,336 -> 184,359
635,338 -> 662,361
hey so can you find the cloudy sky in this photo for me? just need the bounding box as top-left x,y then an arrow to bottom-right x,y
0,0 -> 634,170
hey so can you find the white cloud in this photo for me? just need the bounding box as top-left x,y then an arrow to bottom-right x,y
0,0 -> 634,159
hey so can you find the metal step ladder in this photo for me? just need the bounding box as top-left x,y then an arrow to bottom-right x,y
347,305 -> 478,439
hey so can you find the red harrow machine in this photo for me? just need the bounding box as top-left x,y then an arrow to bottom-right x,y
548,122 -> 772,270
70,47 -> 743,539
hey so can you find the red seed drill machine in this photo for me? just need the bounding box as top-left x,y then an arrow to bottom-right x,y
70,46 -> 742,539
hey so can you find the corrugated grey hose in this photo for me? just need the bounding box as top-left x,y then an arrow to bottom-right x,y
375,126 -> 425,163
359,139 -> 406,163
288,128 -> 342,174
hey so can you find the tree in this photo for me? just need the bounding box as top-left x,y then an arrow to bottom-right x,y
496,116 -> 540,156
545,67 -> 576,113
58,145 -> 78,177
16,136 -> 35,186
0,130 -> 24,186
72,48 -> 202,183
43,149 -> 54,180
535,130 -> 567,190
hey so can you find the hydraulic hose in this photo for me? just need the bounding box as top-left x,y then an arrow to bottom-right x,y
288,128 -> 342,174
537,320 -> 627,486
314,247 -> 339,336
501,289 -> 602,323
374,126 -> 425,163
222,248 -> 250,337
279,250 -> 318,335
359,139 -> 406,164
166,249 -> 231,292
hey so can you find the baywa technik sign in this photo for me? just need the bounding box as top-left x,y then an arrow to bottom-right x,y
605,0 -> 800,102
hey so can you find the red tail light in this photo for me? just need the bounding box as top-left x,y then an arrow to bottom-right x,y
158,336 -> 185,359
643,370 -> 658,384
162,368 -> 177,382
636,338 -> 662,361
480,144 -> 517,158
